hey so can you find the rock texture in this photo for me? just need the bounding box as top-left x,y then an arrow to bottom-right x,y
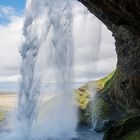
78,0 -> 140,110
104,115 -> 140,140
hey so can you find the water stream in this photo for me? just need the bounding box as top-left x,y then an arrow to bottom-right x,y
0,0 -> 103,140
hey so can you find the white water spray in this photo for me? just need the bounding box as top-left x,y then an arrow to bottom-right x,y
73,2 -> 102,129
1,0 -> 77,140
18,0 -> 77,140
0,1 -> 109,140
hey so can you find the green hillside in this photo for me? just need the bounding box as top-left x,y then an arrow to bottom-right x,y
75,70 -> 116,109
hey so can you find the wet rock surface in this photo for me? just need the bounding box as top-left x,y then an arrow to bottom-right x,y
77,1 -> 140,139
76,128 -> 103,140
103,115 -> 140,140
77,132 -> 103,140
78,0 -> 140,111
78,0 -> 140,36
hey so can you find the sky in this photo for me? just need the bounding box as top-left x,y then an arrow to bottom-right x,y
0,0 -> 117,84
0,0 -> 25,10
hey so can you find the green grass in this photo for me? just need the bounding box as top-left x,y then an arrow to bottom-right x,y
0,106 -> 5,121
75,70 -> 116,110
95,70 -> 116,90
92,98 -> 110,119
75,71 -> 115,120
79,70 -> 116,91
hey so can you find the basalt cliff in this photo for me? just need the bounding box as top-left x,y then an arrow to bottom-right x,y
78,0 -> 140,112
77,1 -> 140,139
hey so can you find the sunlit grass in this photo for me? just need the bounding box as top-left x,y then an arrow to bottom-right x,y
95,70 -> 116,89
0,106 -> 5,121
75,70 -> 116,109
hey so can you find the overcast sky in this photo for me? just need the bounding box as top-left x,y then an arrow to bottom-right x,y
0,1 -> 117,84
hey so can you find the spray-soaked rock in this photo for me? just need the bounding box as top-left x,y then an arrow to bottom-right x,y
78,0 -> 140,113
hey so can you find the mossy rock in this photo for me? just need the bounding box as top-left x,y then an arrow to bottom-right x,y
104,115 -> 140,140
78,97 -> 110,127
79,70 -> 116,92
76,71 -> 115,127
92,97 -> 110,120
78,102 -> 92,127
120,130 -> 140,140
75,89 -> 90,110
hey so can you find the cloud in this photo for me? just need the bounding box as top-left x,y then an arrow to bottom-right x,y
72,2 -> 117,81
0,2 -> 117,84
0,5 -> 24,25
0,5 -> 15,16
0,5 -> 16,24
40,2 -> 117,83
0,11 -> 24,83
0,75 -> 20,83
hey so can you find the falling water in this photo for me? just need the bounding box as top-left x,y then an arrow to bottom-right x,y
0,1 -> 105,140
73,1 -> 102,130
18,0 -> 77,140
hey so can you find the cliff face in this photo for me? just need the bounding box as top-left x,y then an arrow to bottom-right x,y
78,0 -> 140,110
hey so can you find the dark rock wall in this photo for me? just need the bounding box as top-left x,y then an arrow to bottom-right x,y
78,0 -> 140,109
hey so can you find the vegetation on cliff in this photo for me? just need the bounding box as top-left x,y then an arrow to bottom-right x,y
0,106 -> 5,121
75,71 -> 115,126
76,70 -> 140,139
104,115 -> 140,140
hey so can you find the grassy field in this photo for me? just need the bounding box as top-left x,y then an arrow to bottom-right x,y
95,70 -> 116,89
75,70 -> 115,109
79,70 -> 116,91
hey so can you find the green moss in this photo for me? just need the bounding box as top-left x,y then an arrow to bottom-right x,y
120,130 -> 140,140
78,97 -> 110,126
76,71 -> 115,126
104,115 -> 140,140
96,70 -> 116,89
92,98 -> 110,119
78,103 -> 92,126
78,96 -> 111,128
79,70 -> 116,91
104,70 -> 118,89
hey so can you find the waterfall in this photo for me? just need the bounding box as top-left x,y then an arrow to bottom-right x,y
0,1 -> 105,140
17,0 -> 77,140
73,1 -> 102,129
